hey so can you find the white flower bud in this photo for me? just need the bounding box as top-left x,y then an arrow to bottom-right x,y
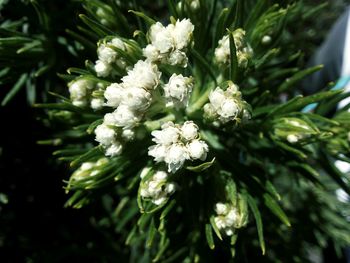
167,49 -> 188,67
181,121 -> 199,141
121,87 -> 152,111
215,203 -> 228,215
104,83 -> 125,108
97,44 -> 117,64
148,144 -> 168,162
121,128 -> 135,141
187,139 -> 208,161
165,183 -> 176,194
113,105 -> 140,128
153,171 -> 168,181
163,73 -> 193,108
165,143 -> 189,173
218,98 -> 239,118
81,162 -> 94,171
91,98 -> 104,110
95,60 -> 112,77
143,44 -> 160,62
105,142 -> 123,156
151,125 -> 180,145
122,60 -> 161,90
95,123 -> 116,146
209,88 -> 226,110
287,134 -> 299,144
149,22 -> 174,53
111,37 -> 126,50
172,19 -> 194,50
261,35 -> 272,45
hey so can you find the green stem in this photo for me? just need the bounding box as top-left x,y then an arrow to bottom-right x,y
187,88 -> 212,116
144,114 -> 176,131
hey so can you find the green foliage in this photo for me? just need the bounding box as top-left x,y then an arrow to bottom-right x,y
6,0 -> 349,262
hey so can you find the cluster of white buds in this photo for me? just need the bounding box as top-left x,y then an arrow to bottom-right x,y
70,158 -> 109,182
94,37 -> 131,77
214,29 -> 253,68
177,0 -> 200,12
140,170 -> 176,205
148,121 -> 209,173
68,78 -> 105,110
143,19 -> 194,67
214,202 -> 245,236
273,117 -> 316,144
204,82 -> 251,126
163,73 -> 194,108
95,60 -> 161,156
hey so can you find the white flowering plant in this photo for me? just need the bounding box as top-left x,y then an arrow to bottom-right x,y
36,0 -> 350,261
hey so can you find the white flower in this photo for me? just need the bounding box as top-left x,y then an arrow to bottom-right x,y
91,98 -> 104,110
143,44 -> 160,62
187,139 -> 208,160
213,202 -> 240,236
209,88 -> 226,110
122,60 -> 161,90
149,22 -> 175,53
165,143 -> 189,173
111,37 -> 126,50
140,170 -> 175,205
167,49 -> 188,67
121,87 -> 152,111
81,162 -> 94,171
153,170 -> 168,181
113,105 -> 140,128
149,121 -> 209,173
215,203 -> 228,215
181,121 -> 199,141
218,98 -> 239,119
206,85 -> 250,125
103,112 -> 118,125
95,59 -> 112,77
105,142 -> 123,156
95,123 -> 116,146
97,44 -> 117,64
287,134 -> 299,143
148,144 -> 168,162
121,128 -> 135,141
172,19 -> 194,50
69,80 -> 87,99
104,83 -> 125,108
151,123 -> 180,145
163,74 -> 193,108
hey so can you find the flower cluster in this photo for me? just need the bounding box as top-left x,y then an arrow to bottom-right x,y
214,29 -> 253,68
204,82 -> 251,126
140,170 -> 176,205
214,202 -> 245,236
70,158 -> 109,182
68,77 -> 105,110
94,37 -> 131,77
148,121 -> 209,173
143,19 -> 194,67
163,73 -> 194,108
95,60 -> 161,156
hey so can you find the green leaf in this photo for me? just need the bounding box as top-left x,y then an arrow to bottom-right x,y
265,181 -> 281,201
210,215 -> 223,240
267,90 -> 342,118
245,0 -> 268,34
247,195 -> 265,255
190,48 -> 217,85
1,73 -> 27,106
263,193 -> 291,227
146,218 -> 157,248
277,65 -> 323,93
70,146 -> 102,168
214,8 -> 229,43
128,10 -> 156,27
186,157 -> 215,172
205,224 -> 215,249
160,199 -> 176,220
79,14 -> 114,37
228,29 -> 238,82
226,179 -> 237,205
